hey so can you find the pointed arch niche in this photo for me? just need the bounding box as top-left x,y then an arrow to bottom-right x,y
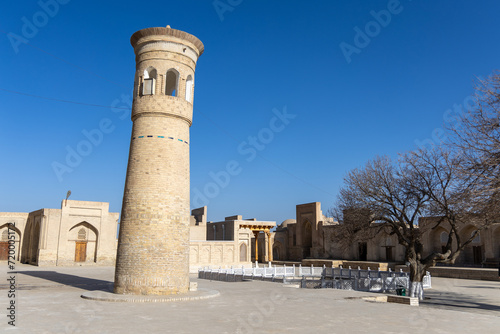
185,75 -> 193,102
165,69 -> 179,96
239,242 -> 247,262
0,223 -> 21,261
68,222 -> 98,263
142,67 -> 157,95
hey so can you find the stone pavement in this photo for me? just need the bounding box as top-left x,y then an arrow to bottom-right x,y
1,264 -> 499,333
421,277 -> 500,316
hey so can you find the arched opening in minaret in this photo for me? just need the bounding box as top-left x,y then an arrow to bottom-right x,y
185,75 -> 193,102
166,69 -> 179,96
142,67 -> 157,95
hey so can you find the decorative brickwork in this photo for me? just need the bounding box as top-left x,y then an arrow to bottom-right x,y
114,26 -> 203,295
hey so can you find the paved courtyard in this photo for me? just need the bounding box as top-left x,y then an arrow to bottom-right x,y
1,264 -> 499,333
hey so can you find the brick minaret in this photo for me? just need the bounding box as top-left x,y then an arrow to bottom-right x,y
114,26 -> 204,295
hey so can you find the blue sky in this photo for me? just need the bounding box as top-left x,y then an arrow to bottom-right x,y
1,0 -> 499,224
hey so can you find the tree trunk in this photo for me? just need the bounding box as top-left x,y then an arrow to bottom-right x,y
406,241 -> 428,300
408,263 -> 427,300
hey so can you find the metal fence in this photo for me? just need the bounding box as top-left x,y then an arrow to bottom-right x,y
198,262 -> 431,293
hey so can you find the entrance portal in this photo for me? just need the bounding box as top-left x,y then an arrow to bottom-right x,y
0,242 -> 8,261
359,242 -> 367,261
385,246 -> 394,262
472,246 -> 482,265
75,241 -> 87,262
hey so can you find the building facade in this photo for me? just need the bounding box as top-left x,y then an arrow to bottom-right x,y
0,200 -> 118,266
273,202 -> 500,267
189,207 -> 276,272
0,202 -> 275,272
4,199 -> 496,271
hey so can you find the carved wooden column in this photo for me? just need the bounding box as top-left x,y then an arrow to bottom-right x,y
266,231 -> 273,262
253,231 -> 260,263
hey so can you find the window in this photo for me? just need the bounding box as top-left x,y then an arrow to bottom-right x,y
165,69 -> 179,96
185,75 -> 193,102
78,228 -> 86,240
142,67 -> 157,95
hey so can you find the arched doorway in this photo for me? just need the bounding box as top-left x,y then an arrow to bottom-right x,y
69,222 -> 98,263
0,230 -> 8,260
460,225 -> 483,265
273,241 -> 283,261
239,243 -> 247,262
358,242 -> 367,261
22,218 -> 41,265
429,227 -> 450,254
0,224 -> 22,261
75,228 -> 87,262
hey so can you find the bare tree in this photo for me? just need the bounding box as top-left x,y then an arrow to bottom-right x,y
448,71 -> 500,196
332,149 -> 491,299
404,149 -> 494,294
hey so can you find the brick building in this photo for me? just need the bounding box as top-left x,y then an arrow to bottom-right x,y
0,200 -> 118,266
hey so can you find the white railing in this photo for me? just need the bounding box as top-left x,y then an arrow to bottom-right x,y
198,263 -> 296,279
197,263 -> 431,292
422,273 -> 432,289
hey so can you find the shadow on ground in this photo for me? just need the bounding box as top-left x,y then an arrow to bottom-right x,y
10,271 -> 113,292
460,285 -> 500,290
422,289 -> 500,314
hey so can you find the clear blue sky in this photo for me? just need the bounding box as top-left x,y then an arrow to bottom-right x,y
1,0 -> 499,224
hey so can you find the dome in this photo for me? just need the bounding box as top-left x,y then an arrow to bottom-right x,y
279,219 -> 296,228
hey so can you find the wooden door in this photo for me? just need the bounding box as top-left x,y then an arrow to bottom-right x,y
385,247 -> 394,262
472,246 -> 482,265
75,242 -> 87,262
0,242 -> 8,261
359,242 -> 367,261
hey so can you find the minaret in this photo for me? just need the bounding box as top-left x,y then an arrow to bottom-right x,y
114,26 -> 204,295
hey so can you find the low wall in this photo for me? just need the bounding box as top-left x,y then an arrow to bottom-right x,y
342,261 -> 396,271
189,241 -> 244,273
270,260 -> 301,266
301,259 -> 344,267
395,265 -> 500,281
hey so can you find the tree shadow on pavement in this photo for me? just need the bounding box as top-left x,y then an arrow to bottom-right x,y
421,289 -> 500,314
